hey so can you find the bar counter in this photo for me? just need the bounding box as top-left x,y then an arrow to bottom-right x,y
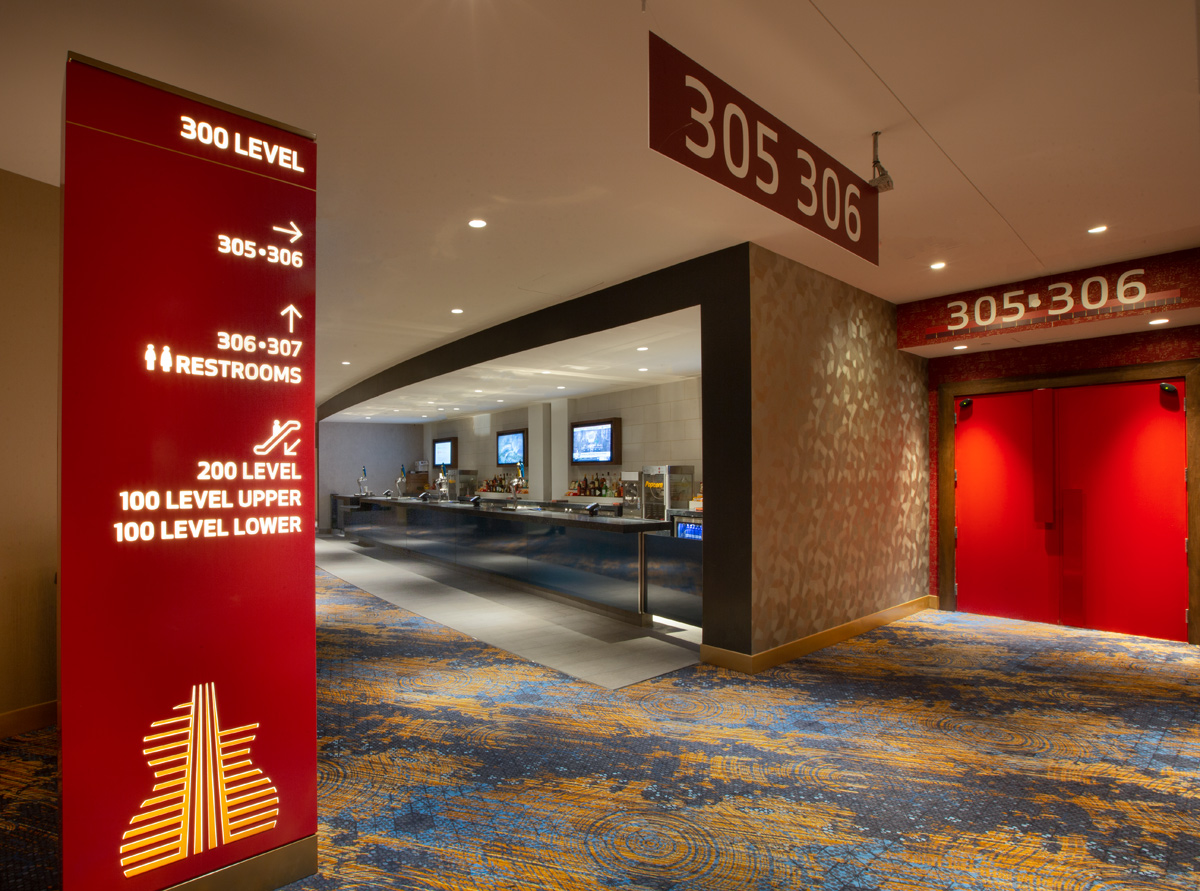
341,496 -> 701,625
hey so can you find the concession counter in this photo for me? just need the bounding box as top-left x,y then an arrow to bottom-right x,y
341,496 -> 702,626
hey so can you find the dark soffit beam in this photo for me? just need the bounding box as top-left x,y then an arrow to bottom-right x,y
317,244 -> 749,422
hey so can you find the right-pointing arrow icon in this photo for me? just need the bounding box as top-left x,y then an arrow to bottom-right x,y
272,221 -> 302,243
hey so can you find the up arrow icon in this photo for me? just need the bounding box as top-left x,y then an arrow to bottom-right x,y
281,305 -> 302,333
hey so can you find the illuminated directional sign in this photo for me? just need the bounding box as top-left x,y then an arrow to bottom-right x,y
895,247 -> 1200,350
61,55 -> 316,891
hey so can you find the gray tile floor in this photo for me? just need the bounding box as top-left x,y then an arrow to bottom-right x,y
315,535 -> 701,689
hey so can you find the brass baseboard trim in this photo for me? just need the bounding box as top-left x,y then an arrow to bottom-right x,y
164,834 -> 317,891
0,700 -> 57,739
701,595 -> 940,675
698,645 -> 756,674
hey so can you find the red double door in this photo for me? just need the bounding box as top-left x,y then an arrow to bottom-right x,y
954,379 -> 1188,641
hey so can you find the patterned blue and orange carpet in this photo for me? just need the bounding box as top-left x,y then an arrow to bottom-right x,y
3,568 -> 1200,889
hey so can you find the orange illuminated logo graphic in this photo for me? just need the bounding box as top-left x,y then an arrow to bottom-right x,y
119,683 -> 278,878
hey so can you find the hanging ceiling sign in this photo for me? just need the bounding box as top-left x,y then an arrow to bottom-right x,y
648,32 -> 879,265
61,55 -> 316,891
896,247 -> 1200,350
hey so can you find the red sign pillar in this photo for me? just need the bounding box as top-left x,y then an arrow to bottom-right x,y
61,56 -> 317,891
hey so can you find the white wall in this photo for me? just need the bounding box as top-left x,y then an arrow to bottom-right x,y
571,377 -> 703,482
550,398 -> 569,498
0,170 -> 60,723
317,421 -> 424,529
420,377 -> 703,500
427,406 -> 532,481
527,403 -> 552,501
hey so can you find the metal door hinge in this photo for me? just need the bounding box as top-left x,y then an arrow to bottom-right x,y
1187,608 -> 1191,624
1186,538 -> 1190,555
954,525 -> 958,541
954,469 -> 958,483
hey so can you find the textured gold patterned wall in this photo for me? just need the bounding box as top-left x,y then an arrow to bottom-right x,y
749,244 -> 929,652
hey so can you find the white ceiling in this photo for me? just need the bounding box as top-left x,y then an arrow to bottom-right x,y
4,1 -> 1199,412
329,306 -> 702,422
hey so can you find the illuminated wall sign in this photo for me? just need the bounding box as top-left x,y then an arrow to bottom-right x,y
648,32 -> 879,265
61,56 -> 316,891
897,247 -> 1200,350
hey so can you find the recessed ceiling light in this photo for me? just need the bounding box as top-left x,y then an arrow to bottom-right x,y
557,386 -> 566,390
437,408 -> 443,411
451,308 -> 463,314
930,261 -> 946,270
953,345 -> 968,351
393,409 -> 399,412
341,361 -> 350,365
365,416 -> 372,419
1087,225 -> 1107,234
453,408 -> 460,411
422,415 -> 427,418
638,368 -> 648,372
468,219 -> 487,228
1150,318 -> 1170,325
541,370 -> 552,374
497,399 -> 504,403
427,401 -> 434,404
637,346 -> 649,351
474,389 -> 483,393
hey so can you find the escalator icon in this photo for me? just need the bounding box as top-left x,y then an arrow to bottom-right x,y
254,420 -> 302,456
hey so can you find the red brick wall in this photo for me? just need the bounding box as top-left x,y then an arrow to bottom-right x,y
900,247 -> 1200,350
926,325 -> 1200,597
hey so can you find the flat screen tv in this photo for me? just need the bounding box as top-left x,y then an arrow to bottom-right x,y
496,428 -> 527,467
432,436 -> 457,469
570,418 -> 621,465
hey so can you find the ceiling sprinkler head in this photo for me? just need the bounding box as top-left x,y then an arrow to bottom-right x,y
869,130 -> 894,192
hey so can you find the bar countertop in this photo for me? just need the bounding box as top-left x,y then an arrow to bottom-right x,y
356,496 -> 671,534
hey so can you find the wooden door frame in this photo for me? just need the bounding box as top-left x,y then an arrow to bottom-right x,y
937,358 -> 1200,645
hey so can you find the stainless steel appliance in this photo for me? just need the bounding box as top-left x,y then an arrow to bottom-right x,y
621,471 -> 642,517
448,469 -> 477,500
641,464 -> 694,520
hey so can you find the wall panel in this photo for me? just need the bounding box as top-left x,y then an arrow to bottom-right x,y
0,169 -> 60,723
748,244 -> 928,652
317,421 -> 424,529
